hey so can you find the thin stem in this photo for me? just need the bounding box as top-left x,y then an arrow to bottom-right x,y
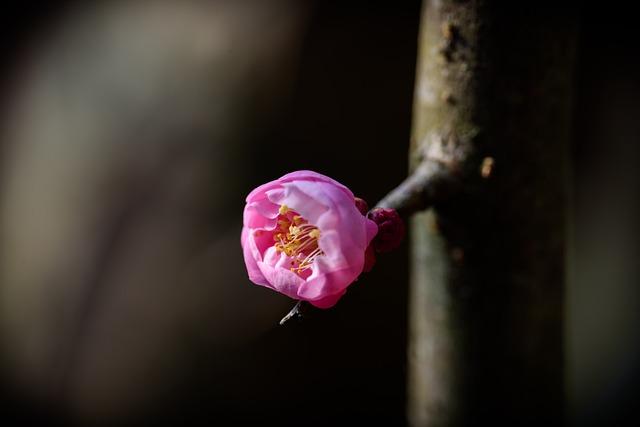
279,300 -> 305,325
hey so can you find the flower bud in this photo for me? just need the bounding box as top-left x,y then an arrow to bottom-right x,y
362,245 -> 376,273
354,197 -> 369,216
367,208 -> 405,253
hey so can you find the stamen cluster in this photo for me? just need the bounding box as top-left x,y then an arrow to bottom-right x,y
273,205 -> 323,274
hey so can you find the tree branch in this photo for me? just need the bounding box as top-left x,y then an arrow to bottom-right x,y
375,159 -> 454,216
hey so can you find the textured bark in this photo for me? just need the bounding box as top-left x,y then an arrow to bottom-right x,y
407,1 -> 576,426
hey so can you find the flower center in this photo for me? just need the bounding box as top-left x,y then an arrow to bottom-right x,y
273,204 -> 323,274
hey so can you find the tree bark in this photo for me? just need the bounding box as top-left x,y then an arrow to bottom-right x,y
407,1 -> 577,426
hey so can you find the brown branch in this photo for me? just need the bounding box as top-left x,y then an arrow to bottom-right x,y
375,159 -> 455,216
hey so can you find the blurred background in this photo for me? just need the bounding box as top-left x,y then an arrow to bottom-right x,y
0,1 -> 638,426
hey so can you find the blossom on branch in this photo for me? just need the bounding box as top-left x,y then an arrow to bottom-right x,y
241,170 -> 378,308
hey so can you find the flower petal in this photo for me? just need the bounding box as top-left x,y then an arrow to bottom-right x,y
365,217 -> 378,246
257,247 -> 305,299
292,180 -> 369,248
307,291 -> 346,309
265,185 -> 329,226
297,263 -> 356,308
241,227 -> 269,285
278,170 -> 354,199
243,197 -> 279,230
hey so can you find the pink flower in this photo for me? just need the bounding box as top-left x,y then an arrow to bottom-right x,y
241,170 -> 378,308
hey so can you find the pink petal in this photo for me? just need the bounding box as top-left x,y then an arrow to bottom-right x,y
243,197 -> 279,230
365,217 -> 378,246
257,247 -> 305,299
295,180 -> 369,248
298,264 -> 356,307
245,180 -> 281,203
265,185 -> 329,226
307,291 -> 346,309
317,229 -> 359,270
241,228 -> 268,285
278,170 -> 354,199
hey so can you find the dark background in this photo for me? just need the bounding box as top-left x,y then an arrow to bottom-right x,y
1,1 -> 638,426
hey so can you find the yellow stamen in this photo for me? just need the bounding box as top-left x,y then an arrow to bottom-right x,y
273,204 -> 324,273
